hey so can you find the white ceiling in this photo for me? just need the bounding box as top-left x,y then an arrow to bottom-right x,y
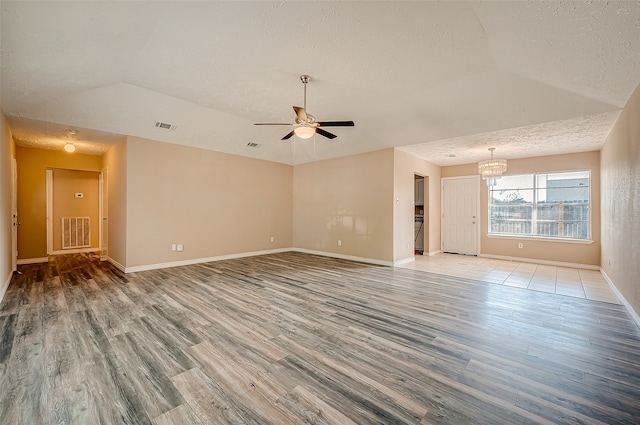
1,1 -> 639,166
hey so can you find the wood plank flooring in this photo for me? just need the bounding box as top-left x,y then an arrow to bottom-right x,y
1,252 -> 639,424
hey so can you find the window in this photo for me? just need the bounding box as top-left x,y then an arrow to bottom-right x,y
489,171 -> 590,240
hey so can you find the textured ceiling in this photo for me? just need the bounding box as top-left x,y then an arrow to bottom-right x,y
1,1 -> 639,165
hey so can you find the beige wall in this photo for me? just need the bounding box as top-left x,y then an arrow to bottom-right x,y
442,151 -> 601,266
124,136 -> 292,268
15,146 -> 103,260
1,112 -> 15,295
293,149 -> 394,263
601,83 -> 640,317
52,169 -> 100,251
393,149 -> 441,261
103,140 -> 127,268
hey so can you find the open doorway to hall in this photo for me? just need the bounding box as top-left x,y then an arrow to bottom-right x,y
46,168 -> 101,255
414,174 -> 428,255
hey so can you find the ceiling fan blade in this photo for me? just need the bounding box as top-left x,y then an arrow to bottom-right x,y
281,130 -> 295,140
315,128 -> 337,139
293,106 -> 308,122
254,123 -> 292,126
317,121 -> 355,127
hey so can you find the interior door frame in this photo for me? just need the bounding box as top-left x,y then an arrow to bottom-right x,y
99,167 -> 108,260
11,158 -> 18,271
46,169 -> 53,255
441,175 -> 481,255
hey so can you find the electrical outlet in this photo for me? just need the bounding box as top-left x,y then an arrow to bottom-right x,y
338,240 -> 342,246
171,244 -> 177,251
177,244 -> 184,252
518,242 -> 523,249
270,236 -> 274,243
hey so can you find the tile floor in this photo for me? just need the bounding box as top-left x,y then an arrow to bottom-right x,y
398,253 -> 620,304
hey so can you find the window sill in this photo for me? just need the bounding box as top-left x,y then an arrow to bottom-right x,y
487,234 -> 594,245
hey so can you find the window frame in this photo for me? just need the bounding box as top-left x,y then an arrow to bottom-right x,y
487,169 -> 592,243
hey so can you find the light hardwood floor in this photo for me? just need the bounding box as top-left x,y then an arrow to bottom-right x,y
1,252 -> 639,424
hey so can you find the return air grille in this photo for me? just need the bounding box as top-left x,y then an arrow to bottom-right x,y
62,217 -> 91,249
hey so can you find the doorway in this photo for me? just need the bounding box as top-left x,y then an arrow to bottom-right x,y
46,169 -> 101,255
414,175 -> 427,255
442,176 -> 480,255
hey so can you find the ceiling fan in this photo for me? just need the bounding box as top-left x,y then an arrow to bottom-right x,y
254,75 -> 354,140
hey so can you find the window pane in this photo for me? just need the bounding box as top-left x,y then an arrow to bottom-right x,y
491,174 -> 534,192
488,171 -> 590,240
490,186 -> 533,235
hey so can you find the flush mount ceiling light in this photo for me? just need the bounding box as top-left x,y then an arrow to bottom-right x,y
478,147 -> 507,186
64,128 -> 78,152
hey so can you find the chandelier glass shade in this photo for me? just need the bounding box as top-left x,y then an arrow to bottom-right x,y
478,148 -> 507,186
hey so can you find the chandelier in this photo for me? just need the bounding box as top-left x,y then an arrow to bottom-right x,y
478,148 -> 507,186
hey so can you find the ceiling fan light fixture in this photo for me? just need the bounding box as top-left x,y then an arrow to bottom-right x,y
64,143 -> 76,153
478,147 -> 507,186
294,126 -> 315,139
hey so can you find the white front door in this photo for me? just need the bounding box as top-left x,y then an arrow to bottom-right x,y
442,176 -> 479,255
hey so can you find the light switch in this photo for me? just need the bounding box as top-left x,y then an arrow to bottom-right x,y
177,244 -> 184,252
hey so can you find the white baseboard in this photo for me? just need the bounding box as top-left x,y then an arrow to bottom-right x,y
100,248 -> 396,274
50,247 -> 100,255
123,248 -> 293,273
393,257 -> 415,266
1,271 -> 11,304
600,268 -> 640,330
106,257 -> 126,273
478,253 -> 600,271
17,257 -> 49,265
291,248 -> 393,267
428,250 -> 442,257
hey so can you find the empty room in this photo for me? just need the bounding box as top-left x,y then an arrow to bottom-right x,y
1,2 -> 639,424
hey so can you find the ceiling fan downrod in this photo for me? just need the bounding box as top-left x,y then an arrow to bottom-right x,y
300,74 -> 310,112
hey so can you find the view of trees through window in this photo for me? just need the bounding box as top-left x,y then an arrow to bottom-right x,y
489,171 -> 590,240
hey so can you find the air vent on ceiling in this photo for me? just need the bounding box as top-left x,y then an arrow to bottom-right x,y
154,121 -> 177,131
246,142 -> 261,148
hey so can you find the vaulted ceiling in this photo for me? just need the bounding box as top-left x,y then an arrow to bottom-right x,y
2,1 -> 639,165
